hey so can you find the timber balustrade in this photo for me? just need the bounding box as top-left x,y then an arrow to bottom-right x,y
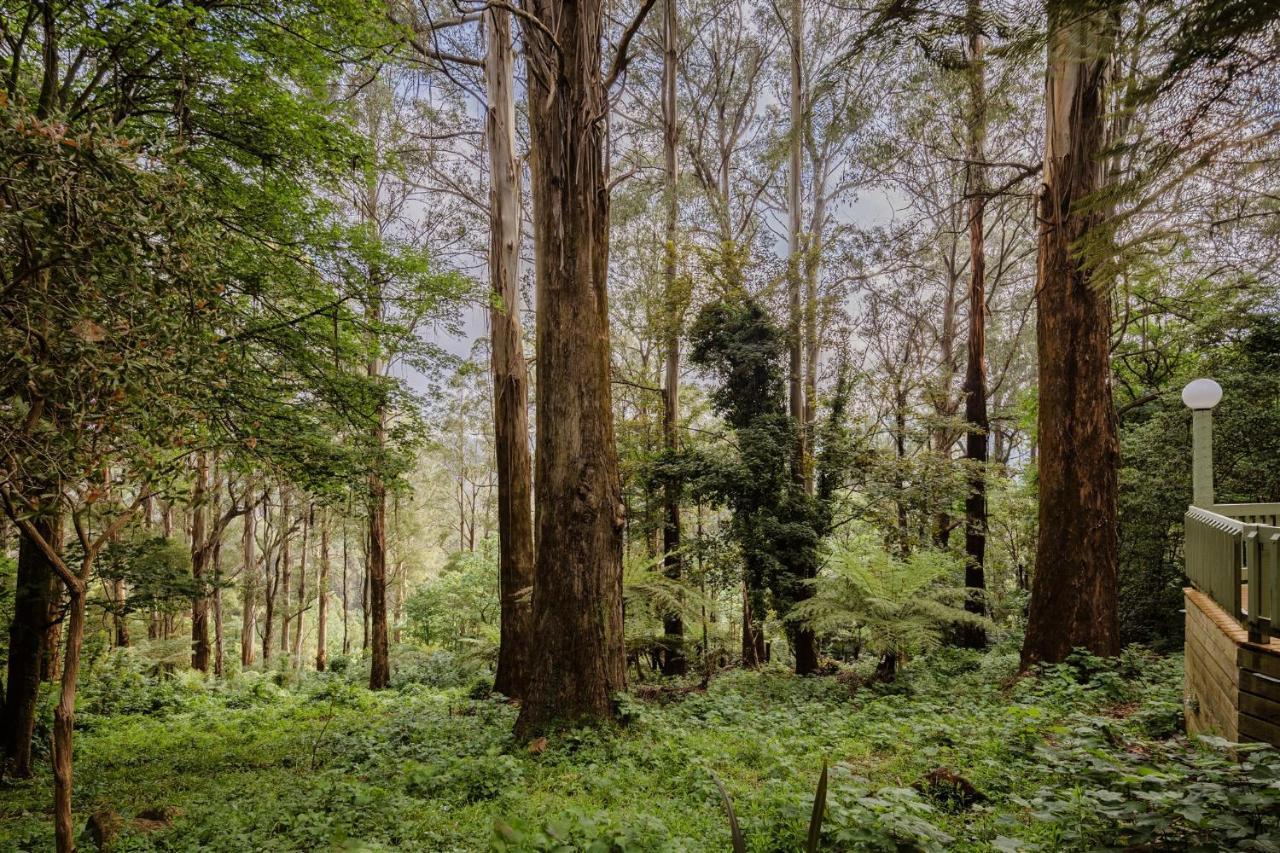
1185,502 -> 1280,642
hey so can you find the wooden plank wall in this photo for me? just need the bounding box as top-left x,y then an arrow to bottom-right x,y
1185,588 -> 1240,740
1185,588 -> 1280,745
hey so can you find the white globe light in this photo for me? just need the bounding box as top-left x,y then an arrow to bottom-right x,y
1182,378 -> 1223,410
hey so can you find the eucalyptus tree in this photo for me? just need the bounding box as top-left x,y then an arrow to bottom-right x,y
514,0 -> 659,735
483,3 -> 537,698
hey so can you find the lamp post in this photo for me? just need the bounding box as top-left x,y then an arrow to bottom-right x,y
1182,379 -> 1223,508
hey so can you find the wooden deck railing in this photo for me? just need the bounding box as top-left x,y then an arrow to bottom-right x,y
1185,503 -> 1280,642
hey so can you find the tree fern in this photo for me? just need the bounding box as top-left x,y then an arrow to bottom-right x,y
791,537 -> 990,678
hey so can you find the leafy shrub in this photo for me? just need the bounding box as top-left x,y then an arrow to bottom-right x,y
389,646 -> 493,691
405,751 -> 524,802
404,541 -> 500,651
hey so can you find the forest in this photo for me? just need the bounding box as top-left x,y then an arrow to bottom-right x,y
2,0 -> 1279,850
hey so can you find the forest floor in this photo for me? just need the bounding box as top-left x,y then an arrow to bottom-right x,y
2,642 -> 1280,851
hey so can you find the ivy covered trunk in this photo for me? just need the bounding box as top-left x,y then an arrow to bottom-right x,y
486,4 -> 536,700
515,0 -> 627,734
1021,0 -> 1121,668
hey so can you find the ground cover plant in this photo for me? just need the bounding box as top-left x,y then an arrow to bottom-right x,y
2,643 -> 1278,851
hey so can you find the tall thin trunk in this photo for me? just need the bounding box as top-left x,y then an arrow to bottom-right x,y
1021,0 -> 1121,668
361,559 -> 369,652
190,453 -> 211,672
293,504 -> 310,666
262,496 -> 278,664
515,0 -> 628,734
2,513 -> 60,777
316,512 -> 330,671
894,387 -> 910,556
240,496 -> 257,668
279,488 -> 292,655
342,516 -> 351,655
52,586 -> 85,853
741,583 -> 765,667
960,0 -> 989,648
112,578 -> 129,648
786,0 -> 805,485
367,288 -> 391,688
486,4 -> 536,699
660,0 -> 686,677
802,192 -> 827,498
212,511 -> 225,677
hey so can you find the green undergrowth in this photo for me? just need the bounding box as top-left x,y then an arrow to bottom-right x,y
2,643 -> 1279,851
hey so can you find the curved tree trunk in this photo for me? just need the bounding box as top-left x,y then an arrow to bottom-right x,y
486,5 -> 536,699
515,0 -> 627,734
1021,0 -> 1121,668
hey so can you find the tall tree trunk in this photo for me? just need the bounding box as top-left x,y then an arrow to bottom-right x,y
660,0 -> 686,677
894,386 -> 911,556
2,514 -> 60,777
316,512 -> 330,671
1021,0 -> 1121,668
959,0 -> 989,648
262,498 -> 277,664
486,4 -> 536,699
279,488 -> 292,656
342,517 -> 351,655
112,578 -> 129,648
515,0 -> 627,734
393,560 -> 405,644
240,497 -> 257,668
367,301 -> 392,687
190,453 -> 211,673
212,512 -> 225,677
293,504 -> 310,667
361,560 -> 370,652
802,192 -> 827,498
786,0 -> 805,484
741,583 -> 765,667
52,586 -> 84,853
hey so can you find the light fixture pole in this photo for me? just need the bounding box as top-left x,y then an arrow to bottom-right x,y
1182,379 -> 1223,508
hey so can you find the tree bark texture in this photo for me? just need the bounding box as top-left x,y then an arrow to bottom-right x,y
515,0 -> 627,734
486,5 -> 536,699
2,514 -> 60,777
660,0 -> 686,676
960,0 -> 989,648
1021,0 -> 1121,668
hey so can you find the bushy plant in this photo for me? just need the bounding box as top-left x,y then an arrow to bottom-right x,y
404,541 -> 500,651
793,537 -> 990,679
